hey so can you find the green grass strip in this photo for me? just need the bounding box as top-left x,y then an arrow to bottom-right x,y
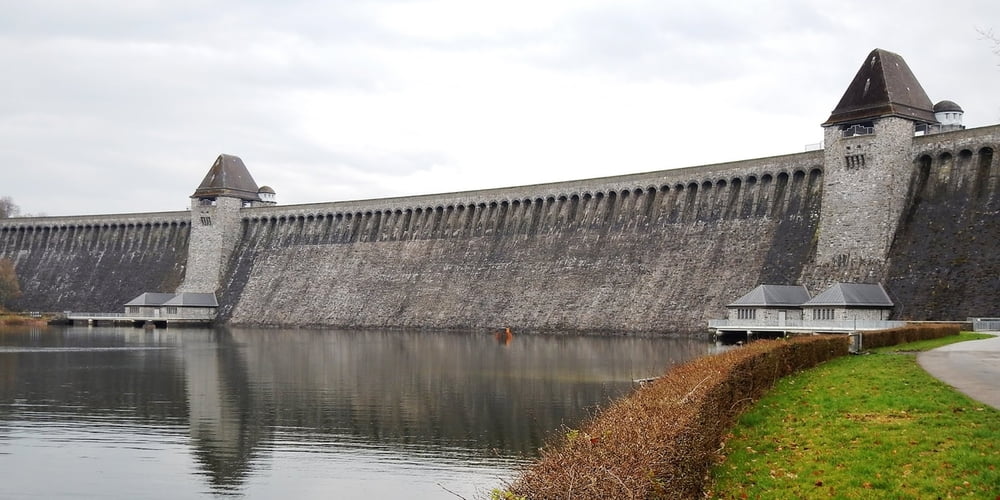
707,333 -> 1000,499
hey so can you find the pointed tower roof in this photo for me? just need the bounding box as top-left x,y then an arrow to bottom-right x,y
191,154 -> 261,201
823,49 -> 937,126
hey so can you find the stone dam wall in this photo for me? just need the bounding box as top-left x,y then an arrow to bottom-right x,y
0,212 -> 189,313
2,125 -> 999,332
886,128 -> 1000,320
219,152 -> 825,333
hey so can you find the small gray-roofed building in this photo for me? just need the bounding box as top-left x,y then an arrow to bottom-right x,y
124,292 -> 218,321
191,154 -> 262,202
726,284 -> 811,325
802,283 -> 893,322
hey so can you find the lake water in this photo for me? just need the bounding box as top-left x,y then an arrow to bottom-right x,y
0,326 -> 718,499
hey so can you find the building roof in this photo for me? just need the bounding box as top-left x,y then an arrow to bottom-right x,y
728,284 -> 811,307
823,48 -> 937,126
803,283 -> 893,307
933,100 -> 963,113
124,292 -> 177,306
163,293 -> 219,307
125,292 -> 218,308
191,154 -> 262,201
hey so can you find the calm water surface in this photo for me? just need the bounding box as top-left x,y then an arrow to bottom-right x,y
0,326 -> 718,499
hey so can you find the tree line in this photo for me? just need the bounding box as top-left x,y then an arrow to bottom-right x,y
0,197 -> 22,309
0,196 -> 18,219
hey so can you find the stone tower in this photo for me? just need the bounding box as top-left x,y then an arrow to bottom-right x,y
813,49 -> 938,279
179,154 -> 263,293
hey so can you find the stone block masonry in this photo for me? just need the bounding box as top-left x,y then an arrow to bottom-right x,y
219,153 -> 825,333
0,211 -> 189,312
886,129 -> 1000,319
179,196 -> 244,293
1,125 -> 998,332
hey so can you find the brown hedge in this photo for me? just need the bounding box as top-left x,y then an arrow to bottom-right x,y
507,324 -> 961,499
508,336 -> 848,499
860,323 -> 960,349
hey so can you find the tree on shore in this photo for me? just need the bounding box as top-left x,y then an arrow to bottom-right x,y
0,196 -> 19,218
0,259 -> 21,311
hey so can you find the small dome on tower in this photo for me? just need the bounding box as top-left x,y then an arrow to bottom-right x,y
933,100 -> 964,129
257,185 -> 276,204
933,100 -> 963,113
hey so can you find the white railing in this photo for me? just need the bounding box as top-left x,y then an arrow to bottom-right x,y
842,124 -> 874,137
708,319 -> 905,331
970,318 -> 1000,332
66,312 -> 125,318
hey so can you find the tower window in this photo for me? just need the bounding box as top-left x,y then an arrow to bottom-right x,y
200,217 -> 212,226
841,123 -> 874,137
845,154 -> 866,169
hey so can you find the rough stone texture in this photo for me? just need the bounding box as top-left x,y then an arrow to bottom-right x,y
219,157 -> 824,333
0,212 -> 189,312
2,124 -> 1000,332
179,196 -> 244,293
815,116 -> 915,272
886,129 -> 1000,320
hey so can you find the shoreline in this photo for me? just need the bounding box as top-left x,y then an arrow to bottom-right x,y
0,313 -> 50,328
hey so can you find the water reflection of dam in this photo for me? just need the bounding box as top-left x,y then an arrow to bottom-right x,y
0,326 -> 715,494
180,328 -> 714,489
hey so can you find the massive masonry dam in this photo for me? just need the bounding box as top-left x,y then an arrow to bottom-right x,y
2,49 -> 999,333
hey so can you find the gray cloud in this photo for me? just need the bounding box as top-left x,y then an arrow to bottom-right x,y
1,1 -> 998,216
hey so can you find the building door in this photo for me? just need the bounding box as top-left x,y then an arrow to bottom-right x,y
778,310 -> 786,327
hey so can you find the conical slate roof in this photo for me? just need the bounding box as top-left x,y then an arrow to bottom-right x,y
823,48 -> 937,126
191,154 -> 261,201
803,283 -> 893,307
728,285 -> 811,307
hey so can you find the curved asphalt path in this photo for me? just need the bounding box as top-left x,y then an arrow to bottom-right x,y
917,333 -> 1000,410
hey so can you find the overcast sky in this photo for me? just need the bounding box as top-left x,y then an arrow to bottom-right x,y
2,0 -> 999,217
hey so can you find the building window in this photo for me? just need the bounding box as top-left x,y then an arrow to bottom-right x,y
127,306 -> 140,314
165,307 -> 178,314
813,308 -> 835,320
200,216 -> 212,226
841,124 -> 874,137
737,308 -> 756,320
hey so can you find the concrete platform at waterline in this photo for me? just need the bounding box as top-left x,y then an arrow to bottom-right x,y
918,334 -> 1000,410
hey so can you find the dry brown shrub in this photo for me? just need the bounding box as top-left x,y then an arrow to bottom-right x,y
509,336 -> 848,499
861,323 -> 959,349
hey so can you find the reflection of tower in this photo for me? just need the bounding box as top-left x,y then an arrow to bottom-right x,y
182,331 -> 265,491
179,155 -> 272,293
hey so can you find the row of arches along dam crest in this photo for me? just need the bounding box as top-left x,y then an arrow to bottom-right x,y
218,159 -> 826,332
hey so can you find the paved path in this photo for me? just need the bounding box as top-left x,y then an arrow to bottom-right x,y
917,333 -> 1000,410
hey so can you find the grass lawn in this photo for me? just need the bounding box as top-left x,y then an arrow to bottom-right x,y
707,333 -> 1000,499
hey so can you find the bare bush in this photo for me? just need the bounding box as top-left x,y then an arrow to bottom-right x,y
509,336 -> 848,499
